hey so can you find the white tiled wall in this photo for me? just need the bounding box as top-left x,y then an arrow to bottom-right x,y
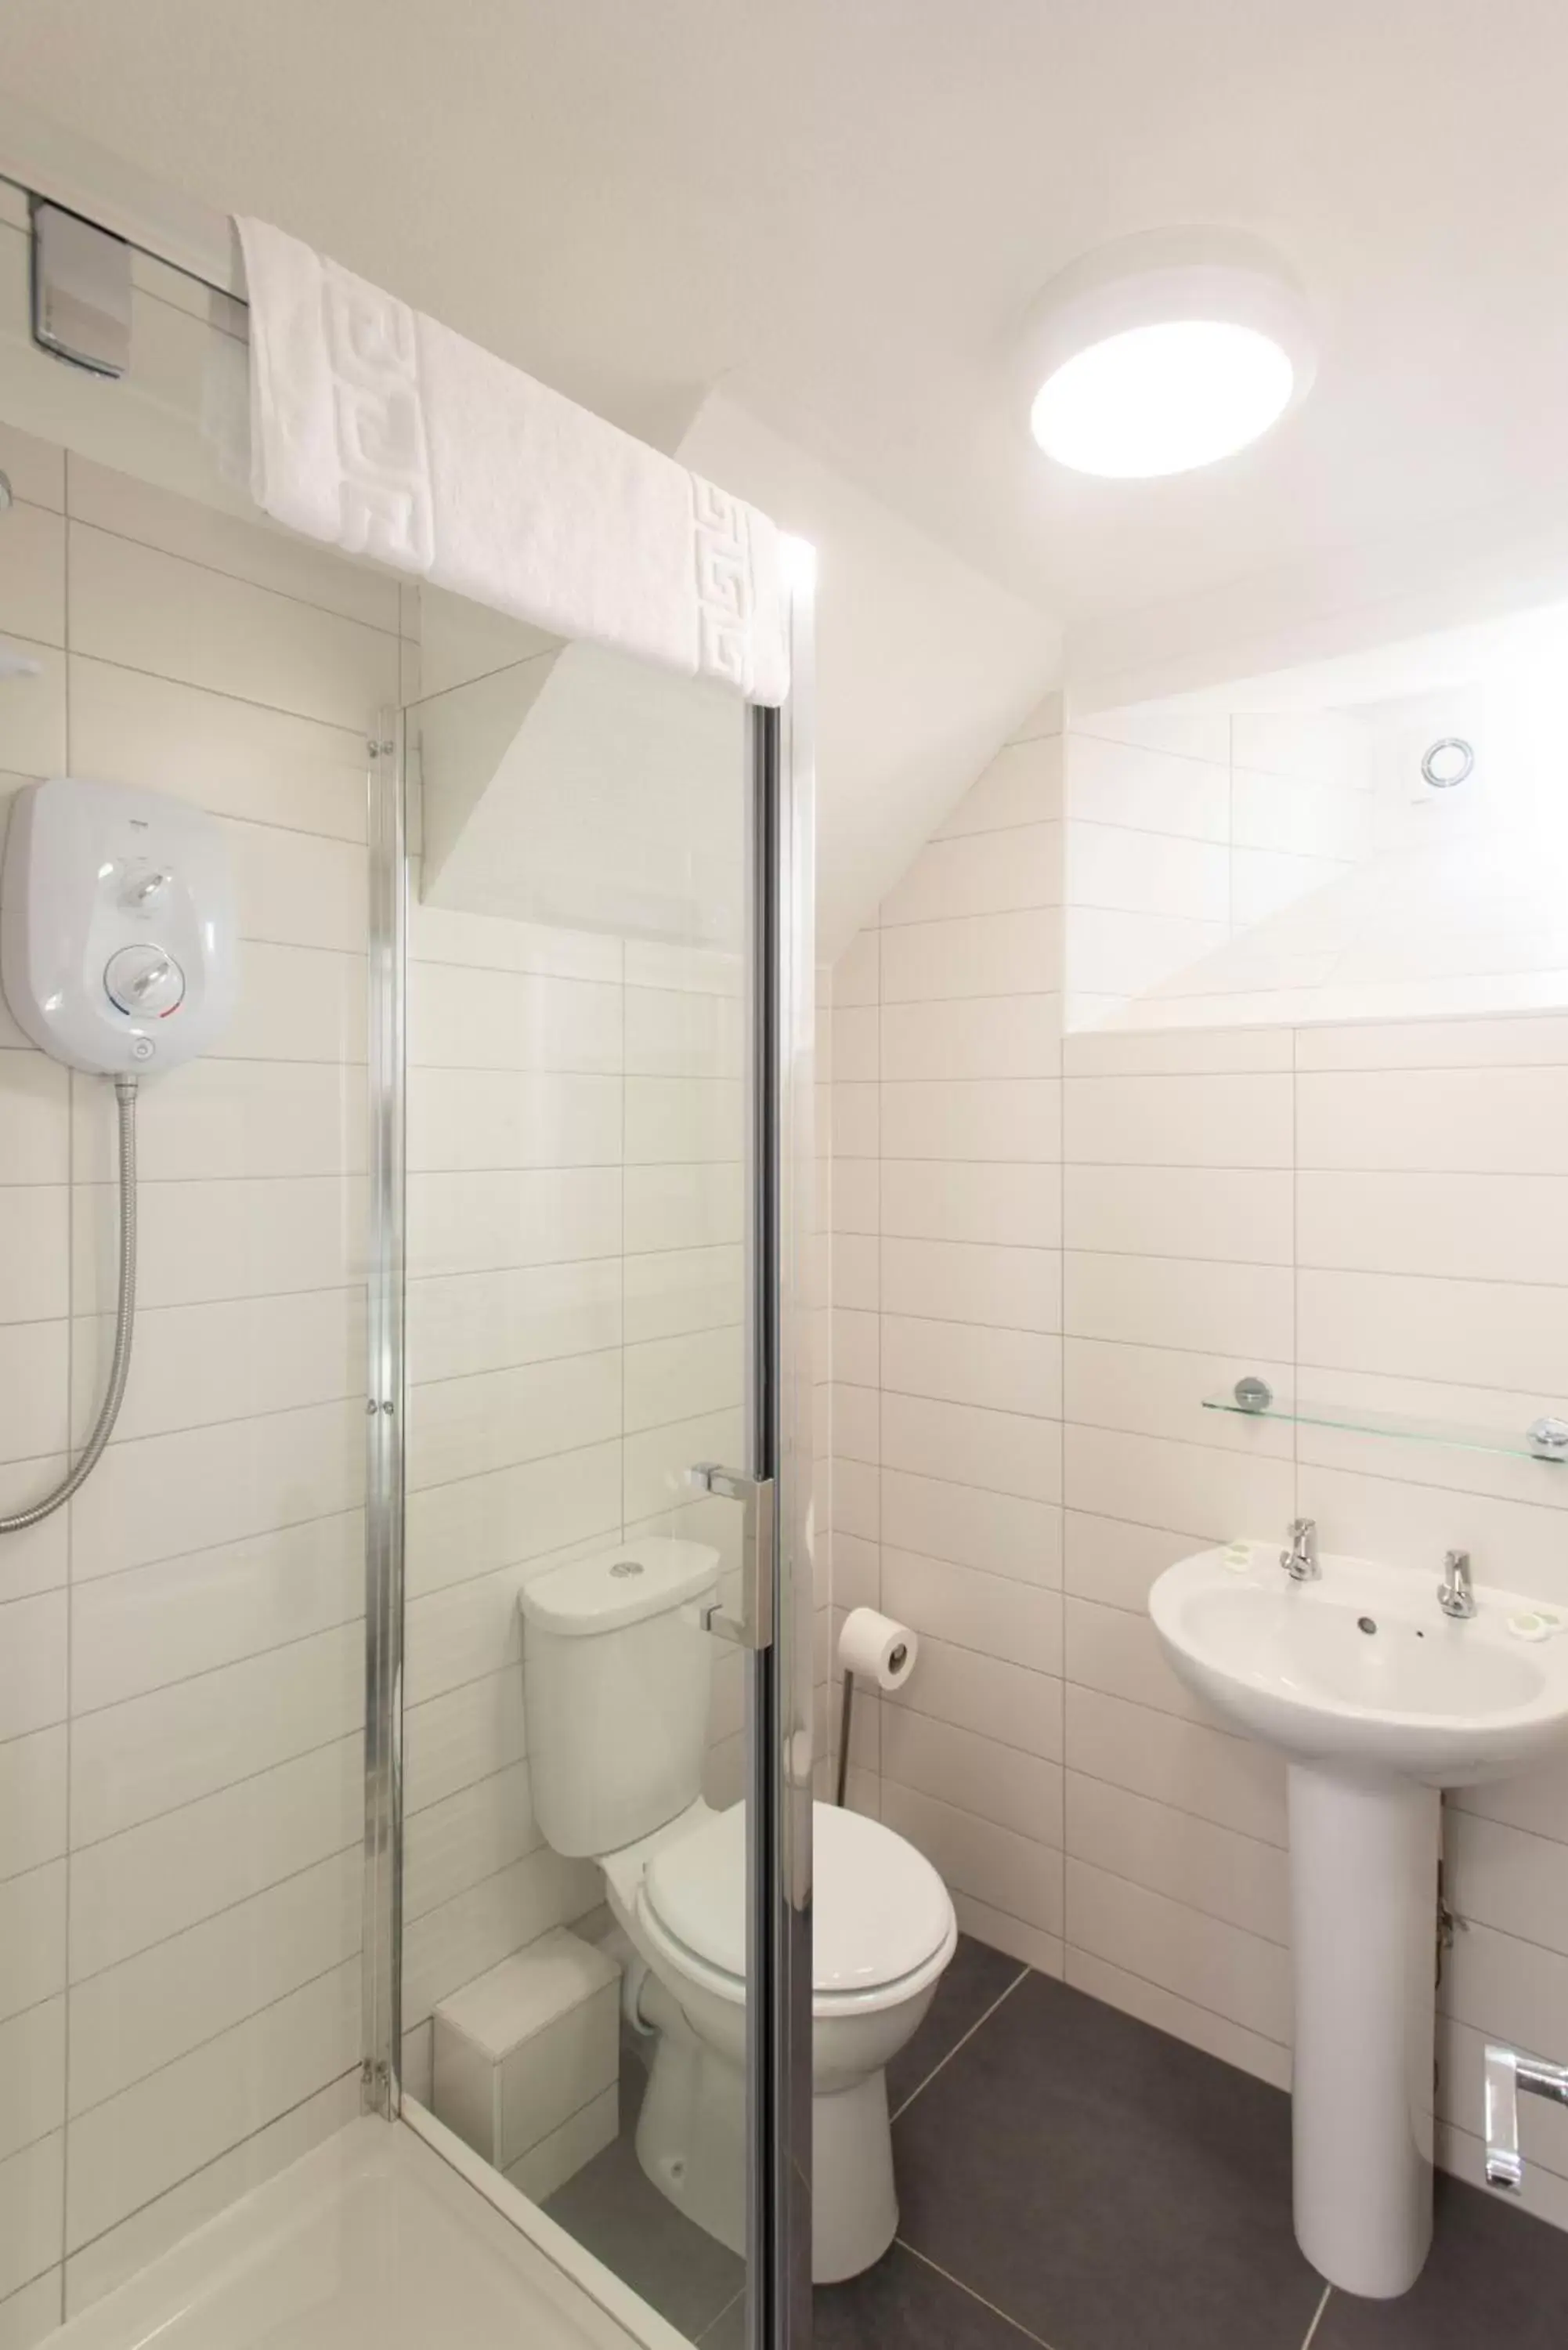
833,685 -> 1568,2232
1062,1013 -> 1568,2229
826,693 -> 1066,1970
1064,706 -> 1373,1029
0,421 -> 381,2340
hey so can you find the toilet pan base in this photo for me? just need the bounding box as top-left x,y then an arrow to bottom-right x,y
633,1972 -> 901,2283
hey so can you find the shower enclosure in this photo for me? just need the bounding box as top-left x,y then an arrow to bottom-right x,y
0,112 -> 815,2350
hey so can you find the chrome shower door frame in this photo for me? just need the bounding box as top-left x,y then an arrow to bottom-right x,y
363,715 -> 406,2120
746,555 -> 817,2350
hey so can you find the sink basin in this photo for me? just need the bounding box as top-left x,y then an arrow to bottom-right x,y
1150,1542 -> 1568,1785
1147,1536 -> 1568,2303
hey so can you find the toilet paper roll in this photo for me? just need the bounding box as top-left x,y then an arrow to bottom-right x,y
837,1607 -> 918,1692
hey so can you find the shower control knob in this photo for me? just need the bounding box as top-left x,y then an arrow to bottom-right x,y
104,943 -> 185,1017
120,867 -> 171,909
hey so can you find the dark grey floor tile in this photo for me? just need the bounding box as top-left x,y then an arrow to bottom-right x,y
887,1932 -> 1027,2114
815,2247 -> 1046,2348
1313,2172 -> 1568,2350
544,2070 -> 744,2340
891,1970 -> 1323,2350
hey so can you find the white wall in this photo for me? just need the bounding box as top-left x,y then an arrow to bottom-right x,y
830,700 -> 1568,2235
676,393 -> 1060,961
825,693 -> 1066,1962
1063,707 -> 1374,1030
0,422 -> 382,2339
1060,1014 -> 1568,2229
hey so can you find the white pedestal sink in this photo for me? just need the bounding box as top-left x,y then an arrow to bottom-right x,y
1149,1540 -> 1568,2300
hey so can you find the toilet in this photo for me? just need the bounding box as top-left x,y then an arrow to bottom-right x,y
518,1533 -> 957,2283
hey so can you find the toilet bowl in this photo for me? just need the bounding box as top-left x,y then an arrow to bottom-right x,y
517,1535 -> 957,2282
604,1795 -> 956,2283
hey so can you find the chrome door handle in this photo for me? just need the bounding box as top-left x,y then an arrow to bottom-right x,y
687,1462 -> 775,1650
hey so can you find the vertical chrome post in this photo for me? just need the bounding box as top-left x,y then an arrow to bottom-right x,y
746,548 -> 816,2348
362,712 -> 406,2117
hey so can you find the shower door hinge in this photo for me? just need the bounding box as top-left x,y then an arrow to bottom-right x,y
30,198 -> 132,378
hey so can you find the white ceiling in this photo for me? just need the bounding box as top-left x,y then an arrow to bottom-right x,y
4,0 -> 1567,638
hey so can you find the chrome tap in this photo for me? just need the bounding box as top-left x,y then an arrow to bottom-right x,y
1281,1517 -> 1320,1583
1438,1548 -> 1476,1622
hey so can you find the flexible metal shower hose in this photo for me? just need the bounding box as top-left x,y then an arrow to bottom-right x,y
0,1074 -> 139,1533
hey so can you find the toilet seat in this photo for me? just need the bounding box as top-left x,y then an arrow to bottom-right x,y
638,1799 -> 956,2016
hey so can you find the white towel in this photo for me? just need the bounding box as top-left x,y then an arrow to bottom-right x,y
233,218 -> 789,705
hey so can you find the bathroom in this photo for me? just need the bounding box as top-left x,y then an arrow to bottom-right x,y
0,9 -> 1567,2349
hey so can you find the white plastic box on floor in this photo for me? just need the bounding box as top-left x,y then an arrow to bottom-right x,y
433,1929 -> 622,2199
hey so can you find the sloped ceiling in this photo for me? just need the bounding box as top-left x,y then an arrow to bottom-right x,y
7,2 -> 1568,936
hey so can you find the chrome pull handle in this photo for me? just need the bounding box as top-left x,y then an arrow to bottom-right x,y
1484,2042 -> 1568,2193
687,1462 -> 775,1651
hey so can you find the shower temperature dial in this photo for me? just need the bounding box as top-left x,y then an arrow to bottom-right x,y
104,942 -> 185,1016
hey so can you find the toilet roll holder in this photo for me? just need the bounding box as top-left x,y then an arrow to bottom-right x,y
835,1637 -> 908,1806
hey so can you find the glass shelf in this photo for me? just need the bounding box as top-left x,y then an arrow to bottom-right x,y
1202,1387 -> 1568,1466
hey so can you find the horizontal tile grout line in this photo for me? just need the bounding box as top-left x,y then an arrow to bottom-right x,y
9,644 -> 370,804
67,1833 -> 363,1993
1064,1239 -> 1568,1298
49,642 -> 380,749
54,1728 -> 363,1864
62,1606 -> 366,1729
1057,1690 -> 1288,1814
0,1982 -> 69,2034
403,1838 -> 565,1939
1063,1841 -> 1289,1954
52,1379 -> 372,1455
891,2239 -> 1061,2348
7,1504 -> 365,1603
888,1961 -> 1029,2121
49,1278 -> 368,1325
1071,727 -> 1228,772
64,2063 -> 363,2268
847,989 -> 1065,1010
403,1521 -> 623,1610
880,1771 -> 1068,1867
1059,1929 -> 1292,2064
66,513 -> 403,643
66,1950 -> 362,2131
849,1535 -> 1065,1595
885,1685 -> 1063,1767
924,813 -> 1064,845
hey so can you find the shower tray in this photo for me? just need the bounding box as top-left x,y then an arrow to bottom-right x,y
47,2110 -> 688,2350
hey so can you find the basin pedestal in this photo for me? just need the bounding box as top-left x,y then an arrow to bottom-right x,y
1288,1763 -> 1440,2298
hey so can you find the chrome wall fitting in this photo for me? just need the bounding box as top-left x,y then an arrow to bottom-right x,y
1484,2042 -> 1568,2193
30,197 -> 132,377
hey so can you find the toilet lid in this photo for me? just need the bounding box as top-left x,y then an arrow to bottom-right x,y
641,1801 -> 953,1994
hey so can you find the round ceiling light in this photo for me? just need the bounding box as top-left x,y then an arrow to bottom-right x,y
1023,229 -> 1317,479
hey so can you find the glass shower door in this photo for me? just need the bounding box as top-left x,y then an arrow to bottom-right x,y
392,580 -> 815,2348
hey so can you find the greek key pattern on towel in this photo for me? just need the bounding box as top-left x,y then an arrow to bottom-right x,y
321,262 -> 435,569
692,476 -> 757,692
